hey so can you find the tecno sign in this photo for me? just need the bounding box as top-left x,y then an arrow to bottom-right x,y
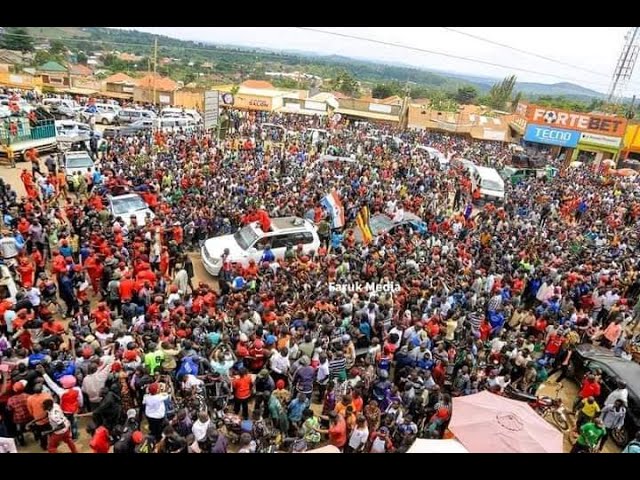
525,104 -> 627,137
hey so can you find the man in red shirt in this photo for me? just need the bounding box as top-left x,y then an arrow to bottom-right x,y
544,330 -> 565,360
325,411 -> 347,450
574,374 -> 601,411
231,367 -> 253,420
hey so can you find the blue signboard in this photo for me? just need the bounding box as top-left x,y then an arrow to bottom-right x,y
523,124 -> 580,148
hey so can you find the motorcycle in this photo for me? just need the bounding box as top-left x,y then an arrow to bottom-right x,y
504,383 -> 570,432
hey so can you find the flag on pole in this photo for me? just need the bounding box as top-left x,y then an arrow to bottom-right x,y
356,205 -> 374,244
321,190 -> 345,229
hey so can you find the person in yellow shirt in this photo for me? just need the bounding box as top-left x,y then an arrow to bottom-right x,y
576,396 -> 601,430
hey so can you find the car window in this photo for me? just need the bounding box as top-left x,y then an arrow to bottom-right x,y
291,232 -> 314,245
271,233 -> 297,249
254,237 -> 271,250
111,196 -> 147,215
233,225 -> 259,250
66,157 -> 93,169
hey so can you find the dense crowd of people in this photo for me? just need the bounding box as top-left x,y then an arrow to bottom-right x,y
1,97 -> 640,454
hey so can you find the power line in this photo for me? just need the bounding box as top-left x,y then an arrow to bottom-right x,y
4,28 -> 638,94
441,27 -> 610,78
295,27 -> 634,92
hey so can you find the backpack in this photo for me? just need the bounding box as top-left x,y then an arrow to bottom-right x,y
177,356 -> 200,377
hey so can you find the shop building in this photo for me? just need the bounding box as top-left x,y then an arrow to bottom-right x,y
519,103 -> 627,166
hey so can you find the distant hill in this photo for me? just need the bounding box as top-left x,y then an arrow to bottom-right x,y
18,27 -> 607,100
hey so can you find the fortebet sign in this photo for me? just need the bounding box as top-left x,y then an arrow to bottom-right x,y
520,103 -> 627,138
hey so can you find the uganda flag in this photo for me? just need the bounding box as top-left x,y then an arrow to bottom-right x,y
356,205 -> 374,245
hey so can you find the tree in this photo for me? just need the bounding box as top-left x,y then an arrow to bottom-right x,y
49,40 -> 66,56
332,70 -> 359,97
77,52 -> 88,65
486,75 -> 517,110
372,82 -> 402,99
455,85 -> 478,104
0,27 -> 34,53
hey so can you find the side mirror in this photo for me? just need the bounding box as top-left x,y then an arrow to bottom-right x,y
248,247 -> 257,254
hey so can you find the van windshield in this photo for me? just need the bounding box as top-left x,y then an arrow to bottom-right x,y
481,179 -> 503,191
233,225 -> 259,250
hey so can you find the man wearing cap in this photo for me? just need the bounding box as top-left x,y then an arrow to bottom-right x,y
40,366 -> 83,440
6,380 -> 31,446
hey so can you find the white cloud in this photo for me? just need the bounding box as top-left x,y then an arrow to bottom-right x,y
111,27 -> 638,94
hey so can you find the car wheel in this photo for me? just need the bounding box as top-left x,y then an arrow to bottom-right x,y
611,427 -> 629,447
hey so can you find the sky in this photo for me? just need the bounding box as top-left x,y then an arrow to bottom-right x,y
113,27 -> 640,94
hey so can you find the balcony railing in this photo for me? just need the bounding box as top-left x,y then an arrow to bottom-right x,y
0,120 -> 56,146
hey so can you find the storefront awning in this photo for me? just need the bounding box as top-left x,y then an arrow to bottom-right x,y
99,90 -> 134,100
58,87 -> 100,96
335,108 -> 400,123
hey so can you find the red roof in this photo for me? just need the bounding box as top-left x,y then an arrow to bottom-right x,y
104,72 -> 137,84
68,64 -> 93,76
240,80 -> 275,90
136,74 -> 178,92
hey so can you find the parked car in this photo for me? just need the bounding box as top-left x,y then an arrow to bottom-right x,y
201,217 -> 319,277
107,193 -> 155,226
115,108 -> 156,125
63,151 -> 94,190
569,343 -> 640,446
160,107 -> 202,123
42,98 -> 82,118
56,120 -> 94,144
80,103 -> 120,125
351,212 -> 427,244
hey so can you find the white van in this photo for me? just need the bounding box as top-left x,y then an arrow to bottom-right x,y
161,107 -> 202,124
471,165 -> 505,204
155,117 -> 197,133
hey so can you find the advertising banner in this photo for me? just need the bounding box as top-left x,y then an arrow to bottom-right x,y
203,90 -> 219,130
233,94 -> 272,111
524,124 -> 580,147
524,104 -> 627,137
578,132 -> 621,149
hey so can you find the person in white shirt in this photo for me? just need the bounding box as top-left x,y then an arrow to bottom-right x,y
270,347 -> 290,377
43,399 -> 77,453
347,415 -> 369,453
143,383 -> 169,440
191,410 -> 211,442
605,381 -> 629,407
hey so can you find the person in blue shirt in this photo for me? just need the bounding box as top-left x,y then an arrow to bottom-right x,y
287,393 -> 309,427
59,239 -> 73,258
261,246 -> 275,263
92,169 -> 103,186
359,318 -> 372,342
80,243 -> 91,265
330,231 -> 344,251
623,432 -> 640,453
232,275 -> 246,291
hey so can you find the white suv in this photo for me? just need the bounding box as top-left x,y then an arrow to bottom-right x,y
81,103 -> 120,125
201,217 -> 320,277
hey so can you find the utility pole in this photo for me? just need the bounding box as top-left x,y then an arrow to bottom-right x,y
607,27 -> 640,105
152,37 -> 158,105
400,80 -> 411,130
